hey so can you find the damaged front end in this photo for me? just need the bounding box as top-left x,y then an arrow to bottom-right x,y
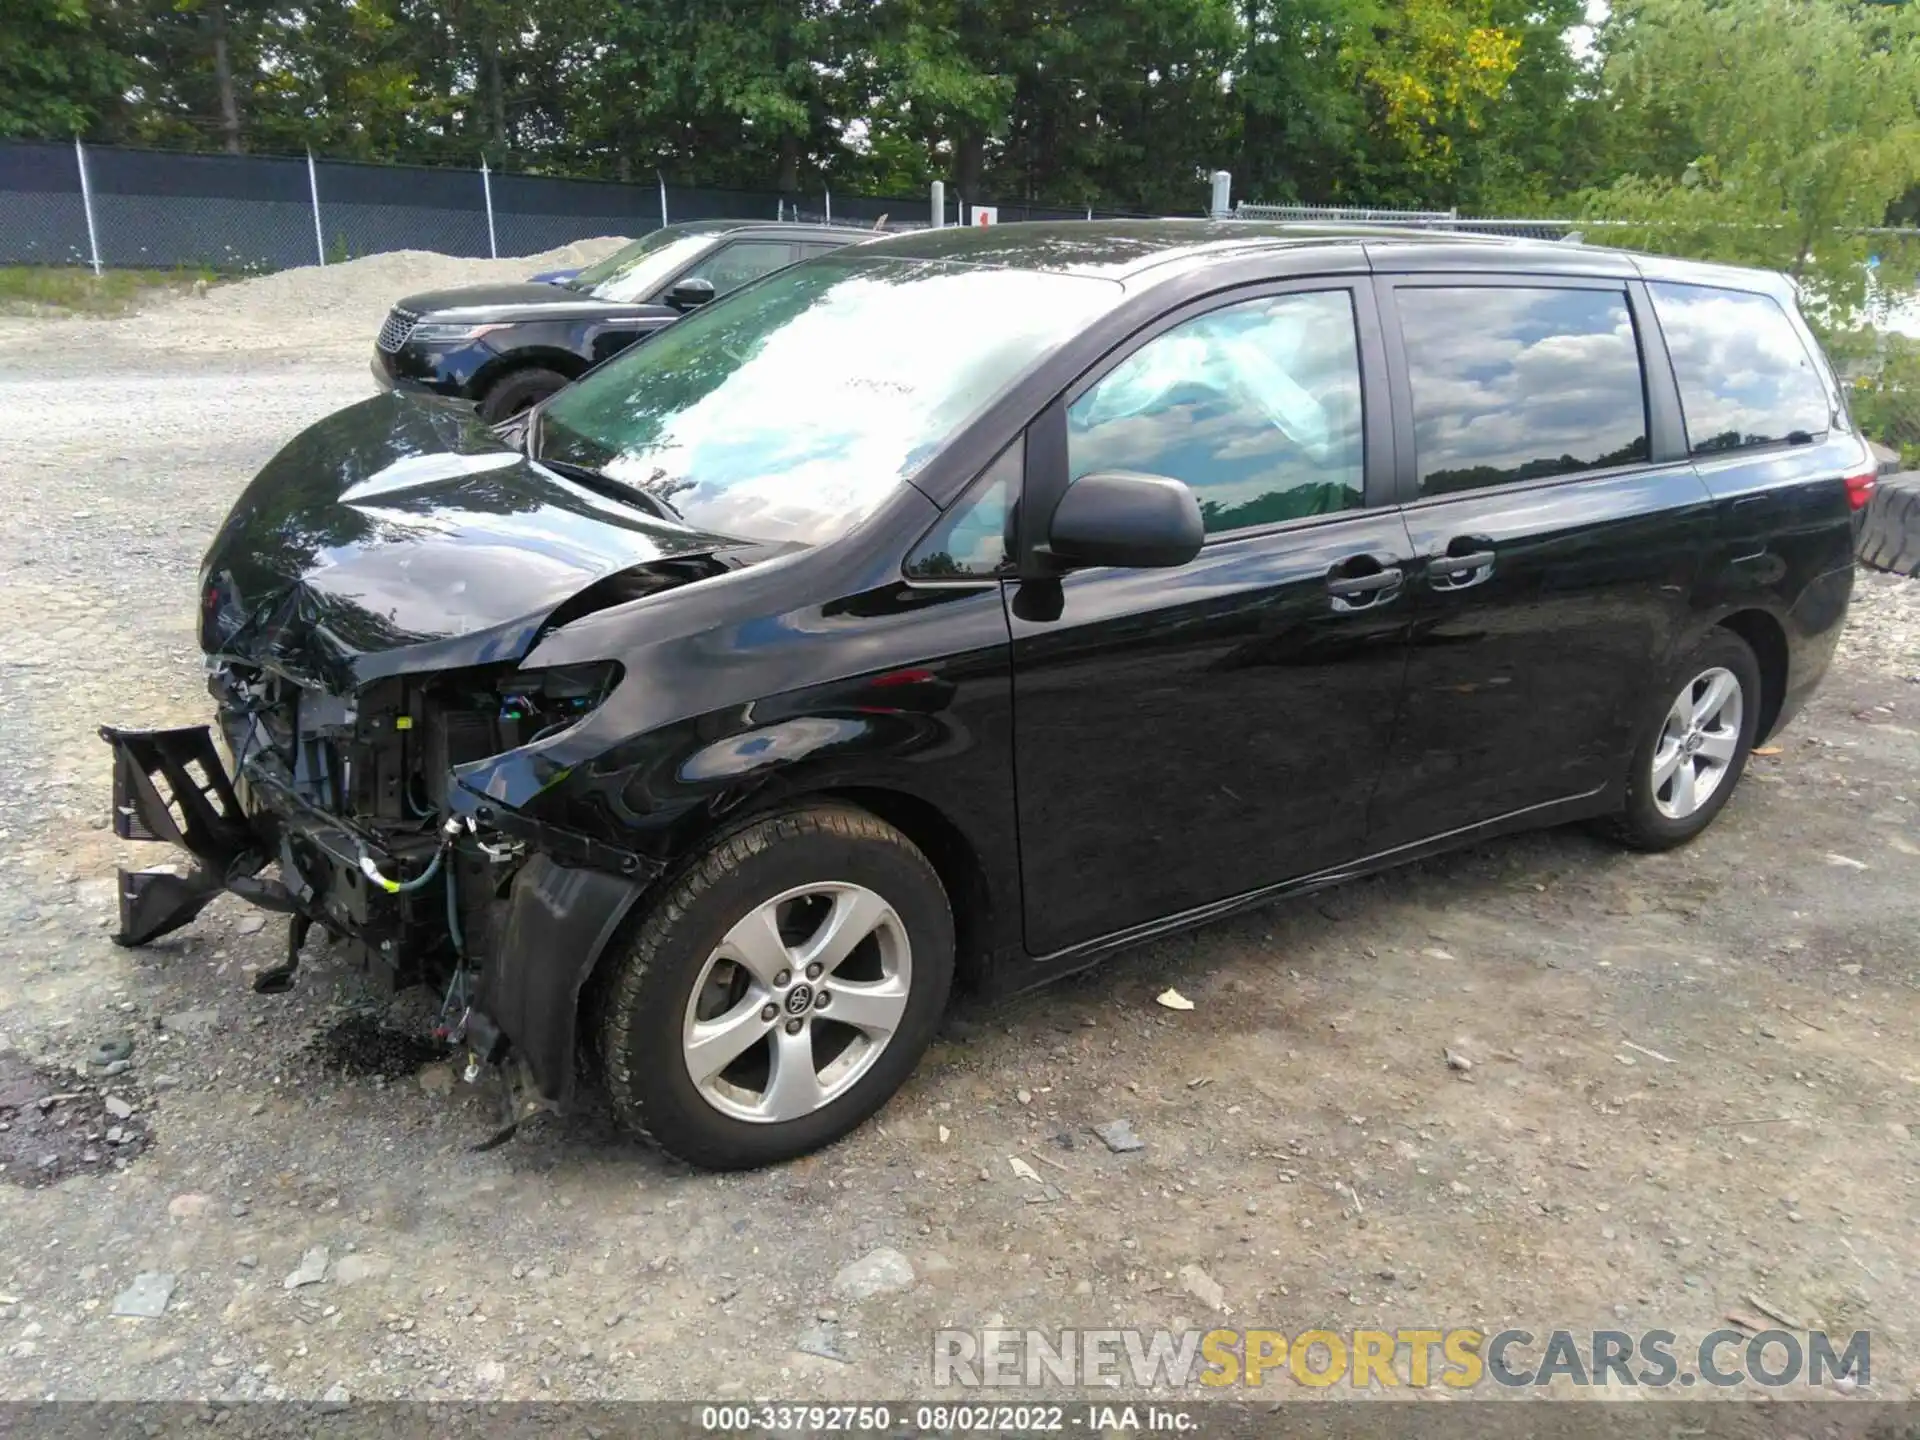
103,656 -> 658,1131
101,392 -> 752,1133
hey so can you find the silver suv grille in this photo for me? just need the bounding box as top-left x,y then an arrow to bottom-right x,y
375,308 -> 418,354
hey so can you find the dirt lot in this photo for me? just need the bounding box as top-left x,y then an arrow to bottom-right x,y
0,253 -> 1916,1406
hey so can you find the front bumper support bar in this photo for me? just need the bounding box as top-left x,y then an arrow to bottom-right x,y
102,721 -> 664,1114
100,724 -> 263,945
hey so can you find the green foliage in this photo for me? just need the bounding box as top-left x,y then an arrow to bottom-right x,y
1579,0 -> 1920,338
0,0 -> 134,139
4,0 -> 1919,270
1852,335 -> 1920,467
0,263 -> 220,315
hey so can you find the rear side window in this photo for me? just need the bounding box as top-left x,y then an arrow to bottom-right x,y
1067,289 -> 1365,535
1396,286 -> 1649,497
1647,283 -> 1832,454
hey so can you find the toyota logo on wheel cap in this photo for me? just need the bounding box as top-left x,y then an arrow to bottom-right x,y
784,984 -> 814,1015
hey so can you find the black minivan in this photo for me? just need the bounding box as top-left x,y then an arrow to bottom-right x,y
106,222 -> 1871,1169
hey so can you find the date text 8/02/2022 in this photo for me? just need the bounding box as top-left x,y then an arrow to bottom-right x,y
930,1326 -> 1872,1390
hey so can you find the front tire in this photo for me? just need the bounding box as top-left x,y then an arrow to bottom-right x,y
478,366 -> 568,422
1600,630 -> 1761,851
596,804 -> 954,1170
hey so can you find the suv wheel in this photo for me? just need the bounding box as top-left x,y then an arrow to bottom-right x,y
1600,630 -> 1761,851
479,366 -> 568,422
596,804 -> 954,1169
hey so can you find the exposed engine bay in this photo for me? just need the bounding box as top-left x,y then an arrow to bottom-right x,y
208,657 -> 619,987
102,652 -> 640,1137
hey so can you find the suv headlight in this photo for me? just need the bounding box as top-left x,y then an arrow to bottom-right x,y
410,321 -> 506,345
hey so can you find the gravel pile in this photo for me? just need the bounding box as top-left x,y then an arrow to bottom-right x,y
170,236 -> 629,342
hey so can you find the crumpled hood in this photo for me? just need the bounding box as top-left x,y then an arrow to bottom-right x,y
200,392 -> 742,692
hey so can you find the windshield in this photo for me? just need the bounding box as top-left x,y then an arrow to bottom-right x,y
536,255 -> 1123,546
569,230 -> 720,302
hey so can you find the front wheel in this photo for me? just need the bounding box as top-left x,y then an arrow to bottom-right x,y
596,804 -> 954,1169
1599,630 -> 1761,851
478,366 -> 568,422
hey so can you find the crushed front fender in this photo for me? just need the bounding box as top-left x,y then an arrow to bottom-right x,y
466,853 -> 648,1110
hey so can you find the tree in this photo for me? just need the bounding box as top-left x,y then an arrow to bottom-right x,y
1228,0 -> 1523,210
126,0 -> 272,153
1452,0 -> 1605,212
1582,0 -> 1920,335
0,0 -> 134,139
1351,0 -> 1519,187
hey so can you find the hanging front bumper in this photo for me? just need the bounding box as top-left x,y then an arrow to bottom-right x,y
100,724 -> 263,945
98,723 -> 438,966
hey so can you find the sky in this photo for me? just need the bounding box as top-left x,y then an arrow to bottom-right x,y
1567,0 -> 1611,62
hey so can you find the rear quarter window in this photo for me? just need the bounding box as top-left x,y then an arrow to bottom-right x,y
1647,282 -> 1833,454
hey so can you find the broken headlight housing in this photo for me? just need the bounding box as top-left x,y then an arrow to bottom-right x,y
488,660 -> 622,750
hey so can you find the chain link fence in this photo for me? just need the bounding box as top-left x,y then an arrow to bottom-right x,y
0,142 -> 1625,278
1233,201 -> 1576,241
0,139 -> 1158,273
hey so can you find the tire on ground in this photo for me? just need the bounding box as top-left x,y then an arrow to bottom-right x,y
594,803 -> 955,1170
1596,629 -> 1762,853
478,366 -> 569,423
1856,470 -> 1920,577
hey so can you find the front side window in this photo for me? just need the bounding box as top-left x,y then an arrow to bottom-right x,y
1397,286 -> 1649,497
1647,282 -> 1833,454
905,441 -> 1021,579
536,256 -> 1122,547
674,240 -> 798,298
1066,290 -> 1365,535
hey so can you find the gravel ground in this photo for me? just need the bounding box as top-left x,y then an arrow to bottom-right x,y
0,259 -> 1917,1405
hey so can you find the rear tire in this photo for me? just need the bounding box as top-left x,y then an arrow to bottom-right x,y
1597,630 -> 1761,851
596,804 -> 954,1170
478,366 -> 568,422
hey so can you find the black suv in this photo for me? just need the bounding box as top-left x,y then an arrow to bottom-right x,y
108,222 -> 1869,1169
370,220 -> 874,419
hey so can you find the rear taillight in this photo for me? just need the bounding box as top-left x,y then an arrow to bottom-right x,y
1845,470 -> 1877,511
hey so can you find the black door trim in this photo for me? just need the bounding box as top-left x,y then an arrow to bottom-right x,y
1628,277 -> 1691,464
1015,784 -> 1610,974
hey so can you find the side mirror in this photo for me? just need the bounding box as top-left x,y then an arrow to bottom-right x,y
665,276 -> 716,312
1042,471 -> 1204,570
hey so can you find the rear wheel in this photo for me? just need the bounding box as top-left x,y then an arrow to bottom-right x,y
596,804 -> 954,1169
478,366 -> 568,422
1599,630 -> 1761,851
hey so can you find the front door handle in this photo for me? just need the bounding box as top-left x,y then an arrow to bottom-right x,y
1428,535 -> 1496,591
1327,569 -> 1402,596
1326,557 -> 1405,612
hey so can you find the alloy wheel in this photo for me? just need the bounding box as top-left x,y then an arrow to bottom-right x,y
1650,665 -> 1744,821
681,882 -> 912,1124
